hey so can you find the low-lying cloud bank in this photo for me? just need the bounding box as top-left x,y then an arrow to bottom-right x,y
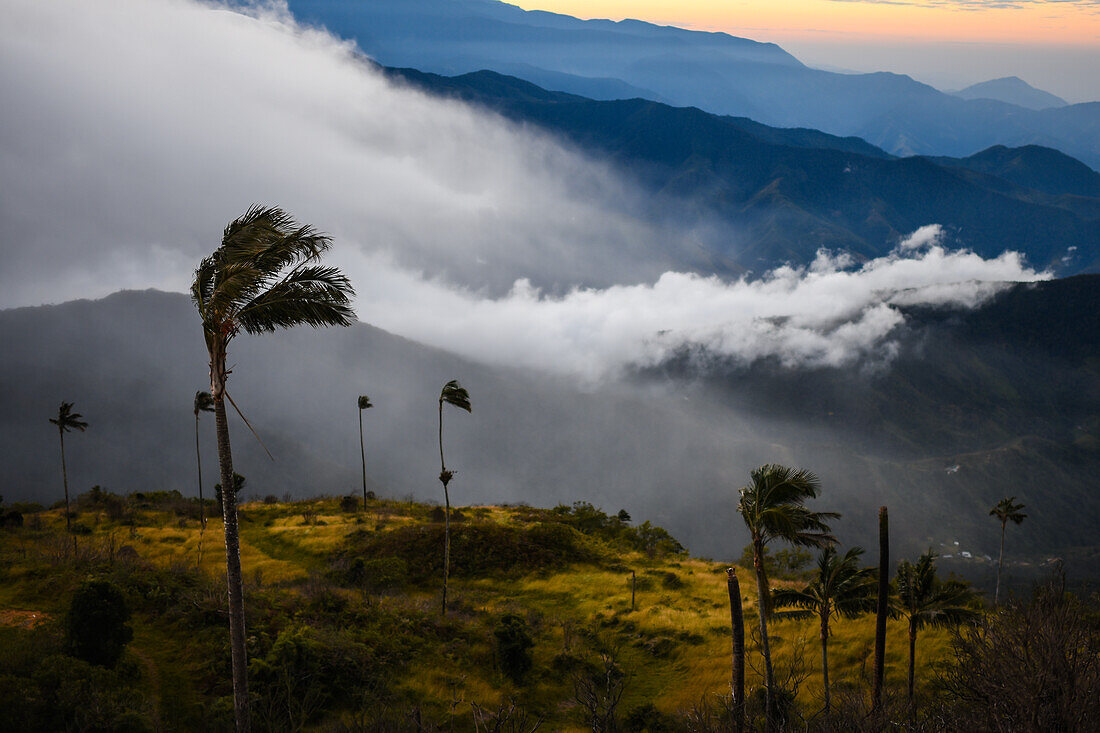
0,0 -> 1048,381
356,225 -> 1048,379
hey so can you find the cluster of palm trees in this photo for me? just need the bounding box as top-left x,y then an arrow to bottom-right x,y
729,464 -> 1029,729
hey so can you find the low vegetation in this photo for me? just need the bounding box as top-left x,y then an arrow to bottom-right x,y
4,488 -> 1091,731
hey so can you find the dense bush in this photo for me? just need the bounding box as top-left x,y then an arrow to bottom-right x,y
67,579 -> 133,668
494,614 -> 534,684
342,521 -> 599,581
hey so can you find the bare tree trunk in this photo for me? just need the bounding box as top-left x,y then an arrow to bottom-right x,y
359,408 -> 367,511
907,621 -> 917,702
994,520 -> 1006,607
212,352 -> 250,733
727,568 -> 745,733
872,506 -> 889,712
58,430 -> 77,556
820,611 -> 831,714
195,412 -> 206,529
753,538 -> 777,732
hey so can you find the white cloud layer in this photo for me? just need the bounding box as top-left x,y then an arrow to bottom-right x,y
0,0 -> 1049,380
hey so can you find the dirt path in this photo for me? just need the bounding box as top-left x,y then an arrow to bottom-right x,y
0,609 -> 49,629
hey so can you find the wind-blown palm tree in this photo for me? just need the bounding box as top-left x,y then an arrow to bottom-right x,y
438,379 -> 471,615
894,552 -> 979,701
357,395 -> 372,510
192,205 -> 354,732
737,464 -> 838,731
773,546 -> 877,713
49,401 -> 87,537
194,391 -> 214,528
989,497 -> 1026,606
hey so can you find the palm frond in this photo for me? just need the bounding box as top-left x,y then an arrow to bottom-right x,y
194,391 -> 215,414
440,380 -> 472,412
358,395 -> 372,410
49,401 -> 88,432
990,497 -> 1027,525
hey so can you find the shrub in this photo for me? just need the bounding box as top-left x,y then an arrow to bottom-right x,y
339,495 -> 359,513
494,614 -> 534,684
67,579 -> 133,668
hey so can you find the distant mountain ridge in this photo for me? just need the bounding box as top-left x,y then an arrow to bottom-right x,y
3,282 -> 1099,574
952,76 -> 1068,110
386,67 -> 1100,275
288,0 -> 1100,169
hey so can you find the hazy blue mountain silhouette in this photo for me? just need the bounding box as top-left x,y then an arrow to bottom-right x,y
289,0 -> 1100,168
952,76 -> 1068,110
387,67 -> 1100,275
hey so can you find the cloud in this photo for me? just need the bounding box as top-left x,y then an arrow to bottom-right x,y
351,241 -> 1047,380
824,0 -> 1098,10
0,0 -> 1049,383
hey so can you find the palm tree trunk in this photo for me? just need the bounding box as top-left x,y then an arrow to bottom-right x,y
727,568 -> 745,733
442,483 -> 451,616
994,520 -> 1006,607
212,361 -> 250,733
820,612 -> 831,714
195,413 -> 206,529
872,506 -> 889,712
359,408 -> 367,511
439,399 -> 450,616
59,429 -> 70,533
59,430 -> 76,555
753,538 -> 777,732
907,620 -> 917,702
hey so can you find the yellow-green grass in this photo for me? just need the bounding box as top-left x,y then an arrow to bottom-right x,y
0,499 -> 959,727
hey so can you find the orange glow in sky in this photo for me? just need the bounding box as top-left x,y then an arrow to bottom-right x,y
513,0 -> 1100,46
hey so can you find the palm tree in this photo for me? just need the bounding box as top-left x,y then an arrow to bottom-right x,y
357,395 -> 372,510
194,391 -> 214,528
773,546 -> 877,713
894,552 -> 980,702
438,379 -> 471,615
49,401 -> 87,537
726,567 -> 746,733
989,497 -> 1026,606
192,205 -> 354,732
737,464 -> 838,731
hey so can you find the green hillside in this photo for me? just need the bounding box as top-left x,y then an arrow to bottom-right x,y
0,492 -> 955,731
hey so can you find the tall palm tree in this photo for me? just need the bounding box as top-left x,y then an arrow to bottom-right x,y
989,497 -> 1026,606
357,395 -> 372,510
773,546 -> 877,713
894,552 -> 979,702
192,205 -> 354,732
726,567 -> 746,733
49,401 -> 87,537
737,464 -> 838,731
194,391 -> 214,528
438,379 -> 471,615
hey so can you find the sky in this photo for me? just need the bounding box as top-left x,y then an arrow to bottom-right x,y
513,0 -> 1100,102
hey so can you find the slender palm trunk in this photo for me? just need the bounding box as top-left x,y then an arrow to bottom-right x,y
195,412 -> 206,529
58,430 -> 71,534
907,620 -> 917,702
872,506 -> 889,712
820,611 -> 831,714
753,538 -> 777,731
994,520 -> 1006,607
359,409 -> 367,511
212,352 -> 250,733
727,568 -> 745,733
439,400 -> 450,616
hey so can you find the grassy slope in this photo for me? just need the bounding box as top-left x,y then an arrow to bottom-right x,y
0,498 -> 953,730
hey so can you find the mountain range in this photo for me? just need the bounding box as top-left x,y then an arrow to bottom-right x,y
288,0 -> 1100,169
4,280 -> 1099,581
385,66 -> 1100,275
